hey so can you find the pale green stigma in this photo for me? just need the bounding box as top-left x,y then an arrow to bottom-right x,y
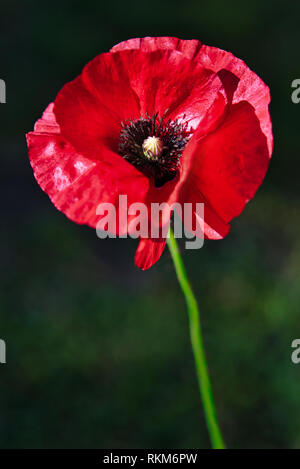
142,136 -> 164,160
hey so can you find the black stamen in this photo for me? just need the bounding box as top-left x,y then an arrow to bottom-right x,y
119,112 -> 191,187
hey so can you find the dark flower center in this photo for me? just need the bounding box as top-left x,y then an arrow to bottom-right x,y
119,112 -> 191,187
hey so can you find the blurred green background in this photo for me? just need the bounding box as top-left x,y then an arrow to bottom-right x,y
0,0 -> 300,449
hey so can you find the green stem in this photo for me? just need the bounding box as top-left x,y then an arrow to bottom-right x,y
167,227 -> 226,450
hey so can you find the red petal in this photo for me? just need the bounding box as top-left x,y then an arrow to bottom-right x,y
196,44 -> 273,156
111,37 -> 272,156
120,49 -> 224,129
26,104 -> 149,230
181,101 -> 269,227
135,237 -> 167,270
111,37 -> 203,60
174,129 -> 230,240
54,49 -> 226,162
54,52 -> 141,161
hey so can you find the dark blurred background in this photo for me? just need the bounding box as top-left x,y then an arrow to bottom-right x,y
0,0 -> 300,449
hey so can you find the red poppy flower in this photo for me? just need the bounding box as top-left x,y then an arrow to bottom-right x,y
26,37 -> 273,270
